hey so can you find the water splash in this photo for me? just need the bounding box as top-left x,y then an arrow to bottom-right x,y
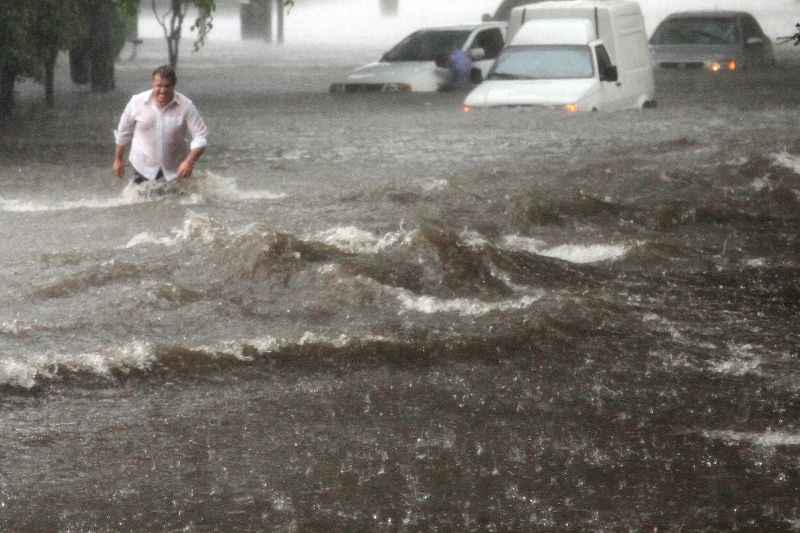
310,225 -> 417,254
393,288 -> 543,316
502,235 -> 633,264
197,171 -> 287,202
703,430 -> 800,447
709,343 -> 764,377
0,341 -> 155,389
125,210 -> 218,248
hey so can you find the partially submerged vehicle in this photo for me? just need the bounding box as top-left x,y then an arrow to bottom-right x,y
649,11 -> 775,72
464,0 -> 656,112
329,22 -> 507,93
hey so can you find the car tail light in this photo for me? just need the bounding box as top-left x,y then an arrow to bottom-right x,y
564,103 -> 578,113
463,105 -> 473,113
727,60 -> 737,71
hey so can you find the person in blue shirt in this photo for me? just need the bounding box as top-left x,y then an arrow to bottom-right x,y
437,48 -> 473,91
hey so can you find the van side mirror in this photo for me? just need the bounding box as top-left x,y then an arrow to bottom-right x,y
470,67 -> 483,84
601,65 -> 618,82
468,47 -> 486,61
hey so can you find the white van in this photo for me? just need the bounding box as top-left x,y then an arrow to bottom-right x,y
464,0 -> 656,112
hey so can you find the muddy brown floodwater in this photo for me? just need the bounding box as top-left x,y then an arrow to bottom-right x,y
1,39 -> 800,532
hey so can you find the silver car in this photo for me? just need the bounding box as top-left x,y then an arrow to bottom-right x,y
649,11 -> 775,72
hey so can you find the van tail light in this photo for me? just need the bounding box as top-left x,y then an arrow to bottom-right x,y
727,60 -> 737,71
564,103 -> 578,113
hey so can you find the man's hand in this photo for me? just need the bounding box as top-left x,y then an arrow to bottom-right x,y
176,159 -> 195,179
113,157 -> 125,178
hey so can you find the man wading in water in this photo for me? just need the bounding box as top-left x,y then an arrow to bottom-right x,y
113,65 -> 208,185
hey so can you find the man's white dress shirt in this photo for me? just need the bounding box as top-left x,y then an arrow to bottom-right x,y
115,89 -> 208,181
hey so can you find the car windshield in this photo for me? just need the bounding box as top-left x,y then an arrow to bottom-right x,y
650,17 -> 740,45
382,30 -> 472,62
488,45 -> 594,80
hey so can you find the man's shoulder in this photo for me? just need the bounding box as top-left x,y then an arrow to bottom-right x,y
129,89 -> 153,104
174,91 -> 196,107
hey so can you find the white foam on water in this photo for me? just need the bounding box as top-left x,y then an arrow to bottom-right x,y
0,320 -> 32,336
771,151 -> 800,174
745,257 -> 767,268
0,340 -> 155,389
311,225 -> 417,254
751,177 -> 772,192
416,178 -> 449,192
192,332 -> 394,360
0,191 -> 151,213
501,235 -> 548,252
709,343 -> 764,376
459,229 -> 491,250
125,211 -> 218,248
197,171 -> 287,202
0,179 -> 207,213
0,171 -> 287,216
703,429 -> 800,447
502,235 -> 632,264
395,290 -> 543,317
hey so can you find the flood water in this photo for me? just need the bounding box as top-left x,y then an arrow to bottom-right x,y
2,38 -> 800,531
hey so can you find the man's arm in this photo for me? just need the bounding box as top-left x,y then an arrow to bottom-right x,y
177,102 -> 209,179
113,99 -> 135,178
177,147 -> 205,179
113,143 -> 128,178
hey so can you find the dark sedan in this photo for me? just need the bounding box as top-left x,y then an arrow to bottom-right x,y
649,11 -> 775,72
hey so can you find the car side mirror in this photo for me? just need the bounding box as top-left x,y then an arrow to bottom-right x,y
469,47 -> 486,61
481,13 -> 491,22
601,65 -> 618,82
746,36 -> 764,46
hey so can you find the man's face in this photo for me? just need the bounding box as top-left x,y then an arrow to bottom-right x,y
151,74 -> 175,107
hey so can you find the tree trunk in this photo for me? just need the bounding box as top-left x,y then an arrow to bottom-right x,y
0,64 -> 17,120
265,0 -> 273,43
380,0 -> 398,16
240,2 -> 263,40
89,0 -> 116,92
44,47 -> 58,107
276,0 -> 284,44
167,0 -> 183,68
70,41 -> 92,85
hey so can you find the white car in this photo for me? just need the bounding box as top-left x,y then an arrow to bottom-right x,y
329,22 -> 507,93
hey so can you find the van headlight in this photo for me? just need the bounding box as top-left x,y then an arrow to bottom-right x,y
709,60 -> 736,72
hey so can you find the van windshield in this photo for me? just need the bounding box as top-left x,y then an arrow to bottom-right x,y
382,30 -> 472,62
488,45 -> 594,80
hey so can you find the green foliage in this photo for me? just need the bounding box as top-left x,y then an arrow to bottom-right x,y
152,0 -> 217,66
0,2 -> 36,76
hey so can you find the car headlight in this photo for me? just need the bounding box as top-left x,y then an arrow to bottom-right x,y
381,83 -> 412,92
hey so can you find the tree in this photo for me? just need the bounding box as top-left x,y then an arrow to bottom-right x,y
0,0 -> 139,119
151,0 -> 216,68
29,0 -> 85,106
0,2 -> 33,119
85,0 -> 137,92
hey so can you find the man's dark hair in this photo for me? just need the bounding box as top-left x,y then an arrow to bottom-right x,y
151,65 -> 177,85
